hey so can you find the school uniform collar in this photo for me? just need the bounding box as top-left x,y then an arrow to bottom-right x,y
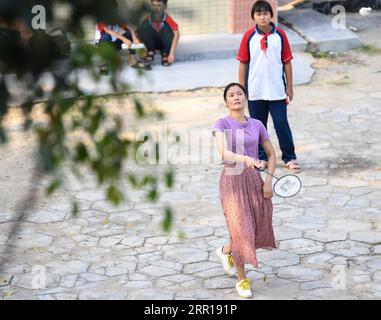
256,22 -> 276,35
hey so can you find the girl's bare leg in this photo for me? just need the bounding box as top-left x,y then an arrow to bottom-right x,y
222,243 -> 231,255
235,264 -> 247,282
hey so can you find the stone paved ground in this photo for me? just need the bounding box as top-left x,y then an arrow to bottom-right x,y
1,30 -> 381,300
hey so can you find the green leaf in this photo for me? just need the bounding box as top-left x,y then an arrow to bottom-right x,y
0,80 -> 10,117
71,200 -> 79,218
74,143 -> 89,163
107,184 -> 122,206
165,170 -> 174,189
162,207 -> 173,232
146,189 -> 158,202
46,179 -> 62,195
134,99 -> 145,118
127,174 -> 138,188
0,127 -> 8,144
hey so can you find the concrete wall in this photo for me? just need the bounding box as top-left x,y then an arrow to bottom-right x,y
53,0 -> 278,40
169,0 -> 231,34
169,0 -> 277,34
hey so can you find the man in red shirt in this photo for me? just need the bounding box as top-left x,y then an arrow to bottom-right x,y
137,0 -> 180,66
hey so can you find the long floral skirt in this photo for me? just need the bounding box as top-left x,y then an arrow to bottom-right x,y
219,164 -> 276,268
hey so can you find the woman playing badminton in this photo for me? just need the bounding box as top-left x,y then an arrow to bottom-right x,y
213,83 -> 277,299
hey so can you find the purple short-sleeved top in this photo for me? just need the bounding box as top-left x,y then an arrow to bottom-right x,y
213,115 -> 270,161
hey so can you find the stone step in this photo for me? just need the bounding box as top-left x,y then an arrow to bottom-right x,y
279,8 -> 362,52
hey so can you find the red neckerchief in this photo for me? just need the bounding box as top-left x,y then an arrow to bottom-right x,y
258,23 -> 275,56
260,32 -> 272,55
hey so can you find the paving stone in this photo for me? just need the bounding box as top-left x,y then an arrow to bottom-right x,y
88,229 -> 125,238
161,274 -> 194,283
0,273 -> 13,287
106,267 -> 128,277
366,258 -> 381,270
121,236 -> 145,248
181,226 -> 214,239
274,227 -> 303,241
155,279 -> 177,288
328,219 -> 372,232
300,280 -> 333,290
279,239 -> 324,255
302,177 -> 328,187
175,290 -> 215,300
79,273 -> 107,282
25,210 -> 67,224
346,199 -> 370,209
183,261 -> 220,274
304,230 -> 348,242
275,208 -> 305,219
328,193 -> 351,206
59,275 -> 78,288
349,231 -> 381,244
160,192 -> 198,203
99,236 -> 123,248
124,281 -> 153,289
47,260 -> 89,274
8,232 -> 54,249
277,266 -> 323,282
78,288 -> 127,300
180,279 -> 203,289
285,215 -> 326,230
290,195 -> 330,208
257,250 -> 300,268
91,200 -> 134,213
330,178 -> 368,188
197,267 -> 229,278
373,271 -> 381,281
304,253 -> 334,264
139,266 -> 178,277
330,248 -> 369,257
351,274 -> 372,283
54,292 -> 79,300
164,247 -> 208,264
109,211 -> 148,225
12,272 -> 60,290
204,277 -> 236,289
126,289 -> 174,300
149,260 -> 183,272
128,273 -> 150,281
145,236 -> 168,245
349,282 -> 381,299
328,257 -> 350,266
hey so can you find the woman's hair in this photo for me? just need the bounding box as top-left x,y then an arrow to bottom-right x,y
251,0 -> 274,19
223,82 -> 247,101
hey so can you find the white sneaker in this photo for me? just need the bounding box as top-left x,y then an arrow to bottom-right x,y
236,278 -> 252,298
215,246 -> 236,276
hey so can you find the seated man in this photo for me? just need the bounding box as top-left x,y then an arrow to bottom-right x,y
137,0 -> 180,67
95,22 -> 150,73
